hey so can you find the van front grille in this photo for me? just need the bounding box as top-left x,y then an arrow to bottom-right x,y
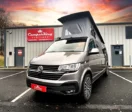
28,71 -> 63,80
30,65 -> 59,71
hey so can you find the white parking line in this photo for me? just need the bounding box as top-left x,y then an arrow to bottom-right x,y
0,71 -> 25,80
110,71 -> 132,84
11,88 -> 31,103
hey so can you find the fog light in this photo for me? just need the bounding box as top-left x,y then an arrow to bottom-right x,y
66,90 -> 75,94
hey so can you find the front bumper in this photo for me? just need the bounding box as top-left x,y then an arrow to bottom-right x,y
26,78 -> 79,95
26,66 -> 84,95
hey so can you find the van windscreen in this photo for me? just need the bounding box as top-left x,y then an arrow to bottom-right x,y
46,38 -> 87,52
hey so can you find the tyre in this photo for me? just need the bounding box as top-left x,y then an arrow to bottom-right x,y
80,74 -> 92,103
104,66 -> 109,77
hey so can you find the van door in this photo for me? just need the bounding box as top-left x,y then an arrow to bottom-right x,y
111,45 -> 123,66
15,47 -> 25,67
87,39 -> 101,78
95,41 -> 106,71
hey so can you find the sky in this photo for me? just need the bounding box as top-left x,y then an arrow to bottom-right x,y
0,0 -> 132,26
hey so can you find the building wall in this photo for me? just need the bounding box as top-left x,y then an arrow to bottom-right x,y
97,24 -> 132,66
5,23 -> 132,66
5,27 -> 62,66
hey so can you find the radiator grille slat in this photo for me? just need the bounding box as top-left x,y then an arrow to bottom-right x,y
29,65 -> 62,80
30,65 -> 59,71
28,71 -> 63,80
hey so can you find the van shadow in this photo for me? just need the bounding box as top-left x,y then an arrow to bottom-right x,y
31,75 -> 108,106
92,75 -> 109,94
32,91 -> 80,106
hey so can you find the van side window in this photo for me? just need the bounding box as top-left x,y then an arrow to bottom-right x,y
102,48 -> 107,54
96,44 -> 99,48
88,40 -> 96,52
95,41 -> 102,54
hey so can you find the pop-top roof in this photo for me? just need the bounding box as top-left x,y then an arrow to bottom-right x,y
58,11 -> 105,44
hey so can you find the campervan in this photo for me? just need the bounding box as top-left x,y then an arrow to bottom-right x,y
26,11 -> 109,102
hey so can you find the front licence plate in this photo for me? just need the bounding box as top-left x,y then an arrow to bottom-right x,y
31,83 -> 47,92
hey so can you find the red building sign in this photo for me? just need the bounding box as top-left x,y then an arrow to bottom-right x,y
27,28 -> 54,42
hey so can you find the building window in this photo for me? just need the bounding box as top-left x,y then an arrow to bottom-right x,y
126,26 -> 132,39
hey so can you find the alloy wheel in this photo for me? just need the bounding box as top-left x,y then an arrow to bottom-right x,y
84,77 -> 92,100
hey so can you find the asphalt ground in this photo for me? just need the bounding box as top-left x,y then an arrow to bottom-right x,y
0,69 -> 132,112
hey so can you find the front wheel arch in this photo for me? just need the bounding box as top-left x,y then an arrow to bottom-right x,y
79,69 -> 93,93
79,73 -> 92,102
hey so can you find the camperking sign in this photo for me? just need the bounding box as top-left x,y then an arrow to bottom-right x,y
27,28 -> 54,42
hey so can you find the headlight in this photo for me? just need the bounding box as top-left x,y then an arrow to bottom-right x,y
58,63 -> 81,72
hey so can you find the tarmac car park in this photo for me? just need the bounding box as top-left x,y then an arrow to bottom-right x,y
0,69 -> 132,112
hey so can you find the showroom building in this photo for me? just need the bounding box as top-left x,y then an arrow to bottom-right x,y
4,22 -> 132,67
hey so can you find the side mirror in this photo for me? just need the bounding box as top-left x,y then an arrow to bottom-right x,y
89,48 -> 99,55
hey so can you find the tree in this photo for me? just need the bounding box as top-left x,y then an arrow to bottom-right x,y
0,8 -> 27,55
0,8 -> 11,55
